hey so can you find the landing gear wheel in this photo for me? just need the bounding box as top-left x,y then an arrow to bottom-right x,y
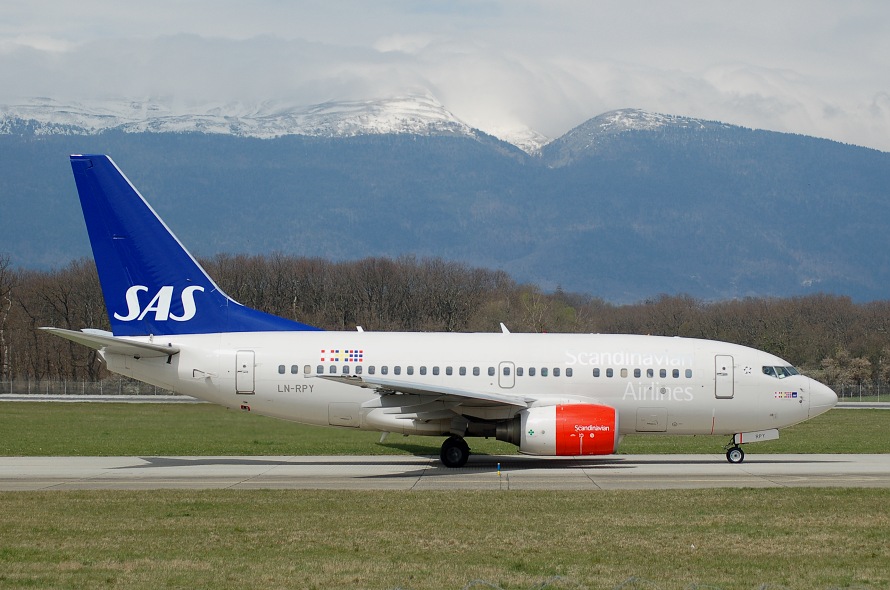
726,446 -> 745,464
440,435 -> 470,468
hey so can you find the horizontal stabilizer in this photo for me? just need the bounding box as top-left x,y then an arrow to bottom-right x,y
40,327 -> 180,358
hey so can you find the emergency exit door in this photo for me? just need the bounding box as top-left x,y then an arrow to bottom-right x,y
498,362 -> 515,388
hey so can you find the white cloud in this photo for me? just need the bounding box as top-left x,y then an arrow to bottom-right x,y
1,1 -> 889,151
0,35 -> 74,53
373,34 -> 436,54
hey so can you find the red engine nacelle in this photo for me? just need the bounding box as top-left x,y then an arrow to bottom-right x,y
518,404 -> 618,456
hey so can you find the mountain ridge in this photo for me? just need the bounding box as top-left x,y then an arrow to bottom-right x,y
4,96 -> 883,157
0,95 -> 548,154
1,101 -> 888,303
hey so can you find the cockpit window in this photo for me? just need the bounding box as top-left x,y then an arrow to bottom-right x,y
763,365 -> 799,379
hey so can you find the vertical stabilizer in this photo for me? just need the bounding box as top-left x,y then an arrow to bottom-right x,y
70,154 -> 321,336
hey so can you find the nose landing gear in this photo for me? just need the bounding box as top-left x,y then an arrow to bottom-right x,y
723,428 -> 779,463
725,444 -> 745,464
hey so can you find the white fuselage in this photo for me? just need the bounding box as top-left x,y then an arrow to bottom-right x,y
101,331 -> 836,438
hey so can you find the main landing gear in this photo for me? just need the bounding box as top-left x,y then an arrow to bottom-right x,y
440,435 -> 470,468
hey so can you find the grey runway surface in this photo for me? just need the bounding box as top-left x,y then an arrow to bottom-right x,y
1,454 -> 888,491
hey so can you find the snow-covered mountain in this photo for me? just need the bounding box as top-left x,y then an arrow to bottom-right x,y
2,98 -> 722,157
540,108 -> 735,166
581,108 -> 730,134
3,102 -> 889,302
0,95 -> 547,154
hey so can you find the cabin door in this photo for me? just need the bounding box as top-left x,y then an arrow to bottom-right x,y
236,350 -> 256,394
715,354 -> 734,399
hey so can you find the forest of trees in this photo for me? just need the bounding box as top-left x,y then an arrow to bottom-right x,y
1,252 -> 889,395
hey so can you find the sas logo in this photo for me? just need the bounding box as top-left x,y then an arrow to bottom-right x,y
114,285 -> 204,322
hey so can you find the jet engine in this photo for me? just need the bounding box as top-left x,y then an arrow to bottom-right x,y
498,404 -> 618,456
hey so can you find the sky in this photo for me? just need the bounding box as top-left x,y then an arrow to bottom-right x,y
1,0 -> 889,150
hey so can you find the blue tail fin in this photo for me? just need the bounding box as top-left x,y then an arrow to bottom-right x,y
70,154 -> 321,336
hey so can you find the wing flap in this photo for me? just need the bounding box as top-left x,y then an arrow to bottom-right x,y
318,374 -> 531,407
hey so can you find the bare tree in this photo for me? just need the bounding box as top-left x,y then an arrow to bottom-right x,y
0,254 -> 14,380
5,252 -> 890,384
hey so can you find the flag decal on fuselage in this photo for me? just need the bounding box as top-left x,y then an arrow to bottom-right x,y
321,349 -> 364,362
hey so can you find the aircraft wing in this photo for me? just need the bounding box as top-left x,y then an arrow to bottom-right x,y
318,374 -> 532,408
40,327 -> 180,358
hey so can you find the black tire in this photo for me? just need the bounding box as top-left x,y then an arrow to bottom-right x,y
726,446 -> 745,464
440,436 -> 470,468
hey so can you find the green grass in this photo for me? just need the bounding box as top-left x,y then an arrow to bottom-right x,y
836,394 -> 889,403
0,403 -> 887,457
1,404 -> 888,589
0,488 -> 887,589
621,407 -> 890,454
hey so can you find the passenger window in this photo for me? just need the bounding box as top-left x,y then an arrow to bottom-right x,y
660,369 -> 667,378
382,366 -> 389,375
355,366 -> 363,375
420,366 -> 427,376
647,368 -> 654,378
620,368 -> 628,378
394,366 -> 401,375
541,368 -> 549,377
446,367 -> 453,376
316,365 -> 324,374
517,367 -> 524,377
566,368 -> 573,377
593,368 -> 600,377
329,365 -> 337,374
433,366 -> 440,376
606,368 -> 613,378
503,366 -> 511,376
672,369 -> 679,378
459,367 -> 467,376
634,368 -> 641,378
685,369 -> 692,378
529,367 -> 536,377
473,367 -> 480,376
342,366 -> 350,374
291,365 -> 299,375
553,368 -> 560,377
278,365 -> 285,374
407,366 -> 414,376
489,367 -> 496,377
304,365 -> 311,375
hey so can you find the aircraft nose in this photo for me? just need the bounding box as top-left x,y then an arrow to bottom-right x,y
808,377 -> 838,418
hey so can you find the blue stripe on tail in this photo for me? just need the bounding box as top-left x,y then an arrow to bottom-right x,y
70,154 -> 321,336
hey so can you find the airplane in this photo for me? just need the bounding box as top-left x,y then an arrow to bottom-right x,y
43,154 -> 838,467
